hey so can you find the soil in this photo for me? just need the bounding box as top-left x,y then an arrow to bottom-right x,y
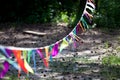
0,23 -> 120,80
0,23 -> 71,48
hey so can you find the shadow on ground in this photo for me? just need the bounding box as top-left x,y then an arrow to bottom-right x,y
0,23 -> 120,80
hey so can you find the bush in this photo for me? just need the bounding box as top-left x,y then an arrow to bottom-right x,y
0,0 -> 79,24
95,0 -> 120,28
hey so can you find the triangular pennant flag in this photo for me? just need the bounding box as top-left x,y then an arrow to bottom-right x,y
44,47 -> 49,68
88,0 -> 94,4
83,13 -> 92,24
49,45 -> 53,62
12,50 -> 28,73
49,55 -> 53,62
36,49 -> 44,59
81,17 -> 89,29
23,51 -> 34,74
86,6 -> 94,13
87,2 -> 95,9
32,50 -> 36,72
79,21 -> 85,32
7,59 -> 21,70
70,32 -> 83,44
5,48 -> 12,57
52,43 -> 59,57
73,27 -> 77,35
43,58 -> 49,68
69,37 -> 73,43
84,10 -> 93,18
59,38 -> 69,53
76,22 -> 85,34
69,34 -> 77,50
73,39 -> 77,49
45,47 -> 49,61
0,61 -> 9,79
0,53 -> 21,70
76,24 -> 80,34
66,36 -> 73,44
0,47 -> 9,58
27,50 -> 33,64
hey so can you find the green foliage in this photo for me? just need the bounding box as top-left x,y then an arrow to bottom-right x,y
116,47 -> 120,52
1,0 -> 119,29
0,0 -> 79,24
102,55 -> 120,66
94,0 -> 120,28
104,41 -> 109,49
53,12 -> 76,24
101,65 -> 120,80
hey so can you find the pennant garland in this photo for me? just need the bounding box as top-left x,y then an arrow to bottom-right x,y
0,0 -> 95,78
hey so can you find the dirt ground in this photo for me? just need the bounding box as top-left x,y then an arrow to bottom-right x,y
0,23 -> 120,80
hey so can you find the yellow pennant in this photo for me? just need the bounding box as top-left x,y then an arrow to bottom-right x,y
44,47 -> 49,68
59,38 -> 69,53
45,47 -> 49,61
23,51 -> 34,74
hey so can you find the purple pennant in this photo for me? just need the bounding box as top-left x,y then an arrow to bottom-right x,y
0,61 -> 9,79
84,13 -> 92,23
52,43 -> 59,57
76,24 -> 79,34
5,48 -> 12,57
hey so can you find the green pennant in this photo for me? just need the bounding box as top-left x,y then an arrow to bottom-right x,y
27,50 -> 33,64
23,50 -> 34,74
81,17 -> 89,29
59,38 -> 69,53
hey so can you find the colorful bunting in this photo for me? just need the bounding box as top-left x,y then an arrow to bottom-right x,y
0,0 -> 95,78
0,61 -> 9,78
32,50 -> 36,72
23,51 -> 34,74
59,38 -> 69,53
44,47 -> 49,68
0,47 -> 10,58
12,50 -> 28,73
37,49 -> 43,59
27,50 -> 33,64
52,43 -> 59,57
49,45 -> 53,62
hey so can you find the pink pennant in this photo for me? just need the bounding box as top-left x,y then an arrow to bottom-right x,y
52,43 -> 59,57
37,49 -> 44,59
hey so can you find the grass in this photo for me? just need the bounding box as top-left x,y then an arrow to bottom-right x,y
101,55 -> 120,80
102,55 -> 120,66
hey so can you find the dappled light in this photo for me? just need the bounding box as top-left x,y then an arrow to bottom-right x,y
0,0 -> 120,80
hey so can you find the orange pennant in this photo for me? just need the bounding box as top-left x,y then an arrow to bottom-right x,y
79,21 -> 85,32
12,50 -> 28,73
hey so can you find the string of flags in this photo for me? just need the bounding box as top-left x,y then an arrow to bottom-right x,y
0,0 -> 95,78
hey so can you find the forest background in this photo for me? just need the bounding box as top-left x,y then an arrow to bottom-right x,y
0,0 -> 119,28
